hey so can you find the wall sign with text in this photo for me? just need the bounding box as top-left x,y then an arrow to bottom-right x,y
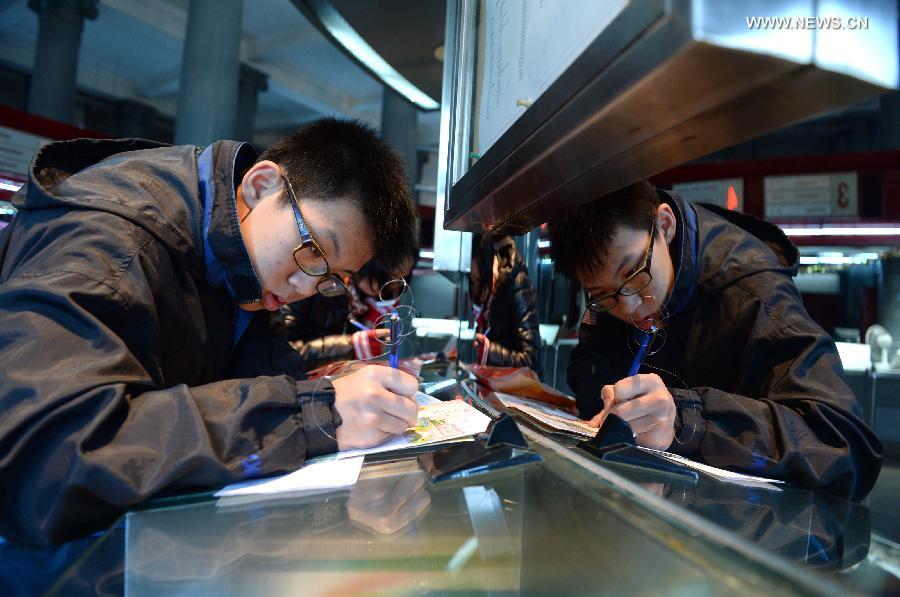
764,172 -> 858,217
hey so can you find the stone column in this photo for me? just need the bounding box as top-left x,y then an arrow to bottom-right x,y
236,64 -> 268,143
380,87 -> 418,198
174,0 -> 242,145
27,0 -> 98,124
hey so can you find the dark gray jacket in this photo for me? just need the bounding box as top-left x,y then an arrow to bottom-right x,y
0,138 -> 340,546
569,192 -> 882,500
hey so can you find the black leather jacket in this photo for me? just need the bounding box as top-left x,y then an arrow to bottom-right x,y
280,295 -> 355,370
481,248 -> 541,372
568,191 -> 882,500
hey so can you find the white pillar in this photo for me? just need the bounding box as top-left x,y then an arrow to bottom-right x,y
27,0 -> 98,124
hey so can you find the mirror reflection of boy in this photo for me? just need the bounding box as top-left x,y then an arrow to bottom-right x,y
548,181 -> 881,499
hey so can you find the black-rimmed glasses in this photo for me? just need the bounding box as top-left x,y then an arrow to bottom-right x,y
282,174 -> 348,298
586,222 -> 656,313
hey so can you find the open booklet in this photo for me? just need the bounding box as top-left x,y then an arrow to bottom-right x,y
214,393 -> 493,504
494,391 -> 598,439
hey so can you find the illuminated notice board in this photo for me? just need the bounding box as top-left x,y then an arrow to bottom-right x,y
764,173 -> 858,218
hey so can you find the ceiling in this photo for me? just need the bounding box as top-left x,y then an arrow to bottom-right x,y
329,0 -> 446,102
0,0 -> 443,146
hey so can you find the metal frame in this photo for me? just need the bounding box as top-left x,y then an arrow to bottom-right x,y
432,0 -> 478,277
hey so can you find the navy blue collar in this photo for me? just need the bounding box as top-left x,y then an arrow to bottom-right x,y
658,189 -> 699,319
197,142 -> 258,346
197,141 -> 261,304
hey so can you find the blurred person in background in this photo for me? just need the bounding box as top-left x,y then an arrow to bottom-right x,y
470,233 -> 540,372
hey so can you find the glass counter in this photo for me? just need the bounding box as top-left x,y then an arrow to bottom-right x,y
30,399 -> 896,596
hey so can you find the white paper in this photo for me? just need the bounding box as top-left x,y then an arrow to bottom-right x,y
638,447 -> 784,490
415,392 -> 441,407
214,456 -> 364,499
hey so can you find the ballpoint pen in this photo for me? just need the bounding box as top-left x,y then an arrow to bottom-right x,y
389,311 -> 400,369
349,318 -> 369,331
628,325 -> 657,377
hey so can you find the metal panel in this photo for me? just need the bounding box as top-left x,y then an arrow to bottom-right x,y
443,0 -> 898,234
432,0 -> 473,276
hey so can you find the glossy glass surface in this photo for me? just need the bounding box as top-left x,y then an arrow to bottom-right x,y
38,427 -> 898,596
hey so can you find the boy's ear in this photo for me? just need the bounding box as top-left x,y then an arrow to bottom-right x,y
657,203 -> 677,244
240,160 -> 283,210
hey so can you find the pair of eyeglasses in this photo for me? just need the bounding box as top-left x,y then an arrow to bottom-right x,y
282,173 -> 348,298
586,221 -> 656,313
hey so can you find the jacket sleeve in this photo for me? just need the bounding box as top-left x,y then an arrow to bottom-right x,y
668,275 -> 882,500
228,310 -> 353,377
280,296 -> 354,370
0,265 -> 340,547
487,270 -> 541,372
289,335 -> 354,370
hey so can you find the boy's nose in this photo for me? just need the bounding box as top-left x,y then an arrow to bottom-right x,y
287,271 -> 317,300
615,293 -> 643,317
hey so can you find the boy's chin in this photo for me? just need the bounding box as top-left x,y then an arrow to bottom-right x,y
236,301 -> 265,312
633,315 -> 659,331
238,291 -> 289,312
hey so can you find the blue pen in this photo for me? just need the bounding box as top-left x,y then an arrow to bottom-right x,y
628,326 -> 656,377
349,318 -> 369,331
389,312 -> 400,368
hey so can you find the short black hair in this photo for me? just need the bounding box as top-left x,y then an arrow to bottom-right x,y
548,180 -> 660,279
470,233 -> 495,304
258,117 -> 417,273
355,234 -> 419,289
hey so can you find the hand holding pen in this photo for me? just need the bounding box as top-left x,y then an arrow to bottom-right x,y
332,365 -> 419,450
588,325 -> 676,450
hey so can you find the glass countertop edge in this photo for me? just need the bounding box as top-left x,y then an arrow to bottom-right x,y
523,427 -> 843,596
45,515 -> 125,596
